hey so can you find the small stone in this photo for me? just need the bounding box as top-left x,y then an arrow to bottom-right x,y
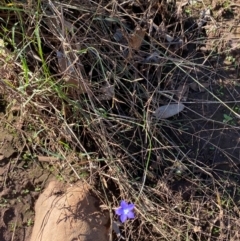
29,180 -> 110,241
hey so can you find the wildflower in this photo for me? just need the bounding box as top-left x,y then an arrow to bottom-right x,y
115,200 -> 135,223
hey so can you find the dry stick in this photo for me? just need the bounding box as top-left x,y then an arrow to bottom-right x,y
37,155 -> 59,162
230,4 -> 240,8
10,218 -> 18,241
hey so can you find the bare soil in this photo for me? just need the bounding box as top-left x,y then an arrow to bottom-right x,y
0,154 -> 53,241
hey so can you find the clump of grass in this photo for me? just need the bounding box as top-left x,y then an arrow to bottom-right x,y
1,0 -> 240,240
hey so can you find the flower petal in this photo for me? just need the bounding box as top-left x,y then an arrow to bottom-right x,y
115,207 -> 123,216
120,200 -> 128,209
127,211 -> 135,219
126,203 -> 135,211
120,214 -> 127,223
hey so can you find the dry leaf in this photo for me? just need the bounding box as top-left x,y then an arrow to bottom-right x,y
154,103 -> 185,120
193,226 -> 202,233
189,82 -> 198,91
112,221 -> 124,239
63,19 -> 77,33
199,82 -> 209,92
189,82 -> 209,92
57,51 -> 74,74
57,50 -> 88,94
98,84 -> 115,100
165,34 -> 174,42
0,39 -> 13,59
129,27 -> 146,50
144,51 -> 160,63
113,28 -> 124,42
176,84 -> 189,101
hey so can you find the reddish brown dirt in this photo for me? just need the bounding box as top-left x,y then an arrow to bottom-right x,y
0,156 -> 53,241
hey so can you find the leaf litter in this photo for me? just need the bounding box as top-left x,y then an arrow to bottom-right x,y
154,103 -> 185,120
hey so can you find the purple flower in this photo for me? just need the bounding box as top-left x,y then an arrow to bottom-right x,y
115,200 -> 135,223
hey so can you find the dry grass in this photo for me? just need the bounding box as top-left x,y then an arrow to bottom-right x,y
1,0 -> 240,240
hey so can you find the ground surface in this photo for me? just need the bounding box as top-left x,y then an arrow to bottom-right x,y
1,0 -> 240,240
0,117 -> 55,240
